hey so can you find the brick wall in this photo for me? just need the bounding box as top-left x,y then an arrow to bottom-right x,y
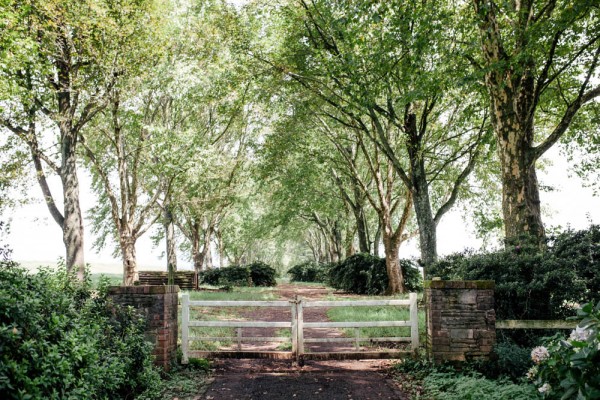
108,285 -> 179,371
425,280 -> 496,363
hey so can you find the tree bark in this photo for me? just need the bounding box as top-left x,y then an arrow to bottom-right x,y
494,106 -> 545,242
60,127 -> 85,281
164,204 -> 177,272
373,222 -> 381,257
405,111 -> 438,267
120,233 -> 138,285
382,233 -> 404,294
469,0 -> 597,246
191,220 -> 203,273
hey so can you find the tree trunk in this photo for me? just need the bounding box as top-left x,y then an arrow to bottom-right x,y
164,205 -> 177,272
204,237 -> 213,270
191,221 -> 203,273
60,136 -> 85,280
382,231 -> 404,294
215,228 -> 225,268
345,224 -> 356,258
120,234 -> 138,285
197,225 -> 213,271
495,110 -> 545,243
332,220 -> 343,262
412,176 -> 438,268
406,111 -> 438,267
474,0 -> 547,245
373,224 -> 381,257
355,207 -> 370,253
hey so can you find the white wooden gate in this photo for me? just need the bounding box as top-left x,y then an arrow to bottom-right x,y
181,293 -> 419,363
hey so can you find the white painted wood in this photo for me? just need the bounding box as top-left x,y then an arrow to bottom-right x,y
409,292 -> 419,351
297,297 -> 304,356
181,293 -> 190,364
190,336 -> 290,342
180,293 -> 420,361
189,321 -> 291,328
189,300 -> 290,307
303,299 -> 411,307
291,301 -> 298,357
303,321 -> 411,328
303,337 -> 411,343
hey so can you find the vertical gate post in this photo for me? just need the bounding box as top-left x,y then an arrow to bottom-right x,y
409,292 -> 419,352
291,298 -> 298,359
181,293 -> 189,364
297,297 -> 304,360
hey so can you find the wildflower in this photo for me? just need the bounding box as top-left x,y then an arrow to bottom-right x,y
531,346 -> 550,364
538,383 -> 551,394
526,366 -> 538,380
569,326 -> 591,342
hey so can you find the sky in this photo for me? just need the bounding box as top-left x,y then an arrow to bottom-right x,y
4,143 -> 600,274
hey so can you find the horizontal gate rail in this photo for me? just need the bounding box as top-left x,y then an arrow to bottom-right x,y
297,293 -> 419,360
181,292 -> 419,363
181,295 -> 297,363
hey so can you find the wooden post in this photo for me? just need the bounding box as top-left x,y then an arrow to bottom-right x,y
291,299 -> 298,359
355,328 -> 360,350
409,292 -> 419,352
182,293 -> 189,364
237,328 -> 243,350
297,297 -> 304,357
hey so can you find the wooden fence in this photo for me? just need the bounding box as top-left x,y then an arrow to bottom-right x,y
138,271 -> 197,290
496,320 -> 577,330
181,293 -> 419,363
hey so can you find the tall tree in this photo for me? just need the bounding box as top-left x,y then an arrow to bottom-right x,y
0,0 -> 152,277
470,0 -> 600,244
256,0 -> 491,269
0,1 -> 113,278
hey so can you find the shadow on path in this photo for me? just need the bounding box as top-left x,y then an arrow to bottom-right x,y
199,283 -> 408,400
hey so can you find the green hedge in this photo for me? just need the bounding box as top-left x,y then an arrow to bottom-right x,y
0,262 -> 159,399
328,253 -> 422,295
199,262 -> 277,287
428,226 -> 600,321
287,261 -> 329,283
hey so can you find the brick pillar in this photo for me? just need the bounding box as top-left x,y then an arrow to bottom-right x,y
108,285 -> 179,371
425,280 -> 495,363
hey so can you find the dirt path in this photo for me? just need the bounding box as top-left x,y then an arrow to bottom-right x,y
199,283 -> 408,400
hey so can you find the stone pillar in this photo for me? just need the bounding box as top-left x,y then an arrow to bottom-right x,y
425,280 -> 495,363
108,285 -> 179,371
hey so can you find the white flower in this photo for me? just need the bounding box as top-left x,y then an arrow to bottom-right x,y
526,366 -> 538,380
569,326 -> 592,342
538,383 -> 551,394
531,346 -> 550,364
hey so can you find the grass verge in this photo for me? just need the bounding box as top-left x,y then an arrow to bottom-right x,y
183,286 -> 281,351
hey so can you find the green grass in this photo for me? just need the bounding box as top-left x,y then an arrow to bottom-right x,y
141,363 -> 211,400
90,273 -> 122,288
421,372 -> 539,400
188,286 -> 278,301
182,287 -> 281,351
326,305 -> 426,346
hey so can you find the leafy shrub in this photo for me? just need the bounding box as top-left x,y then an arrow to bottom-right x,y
428,245 -> 582,322
528,301 -> 600,399
0,262 -> 159,399
471,340 -> 534,382
328,253 -> 422,295
248,261 -> 277,287
393,358 -> 539,399
423,372 -> 539,400
428,226 -> 600,322
199,263 -> 277,287
550,226 -> 600,305
287,261 -> 329,283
